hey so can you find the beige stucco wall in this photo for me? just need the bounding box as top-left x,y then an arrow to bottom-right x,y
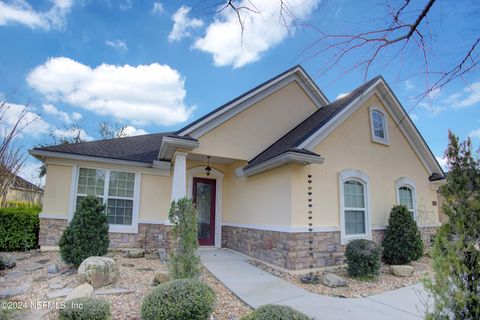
41,158 -> 172,223
194,82 -> 318,160
290,93 -> 440,228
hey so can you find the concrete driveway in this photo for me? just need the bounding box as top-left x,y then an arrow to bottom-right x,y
200,249 -> 432,320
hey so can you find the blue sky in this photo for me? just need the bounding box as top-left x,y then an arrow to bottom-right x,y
0,0 -> 479,185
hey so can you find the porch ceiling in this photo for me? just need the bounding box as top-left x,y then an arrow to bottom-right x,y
187,153 -> 240,165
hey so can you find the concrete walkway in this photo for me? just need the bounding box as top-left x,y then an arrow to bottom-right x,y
200,249 -> 432,320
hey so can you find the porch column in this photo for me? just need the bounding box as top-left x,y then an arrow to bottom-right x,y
171,152 -> 187,202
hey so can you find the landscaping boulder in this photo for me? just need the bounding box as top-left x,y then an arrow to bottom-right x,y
66,283 -> 94,301
322,273 -> 347,288
153,270 -> 170,285
390,265 -> 414,277
47,264 -> 59,274
78,257 -> 119,289
0,254 -> 17,269
122,248 -> 145,258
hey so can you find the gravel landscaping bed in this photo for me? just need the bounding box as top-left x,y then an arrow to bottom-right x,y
249,256 -> 432,298
0,250 -> 250,320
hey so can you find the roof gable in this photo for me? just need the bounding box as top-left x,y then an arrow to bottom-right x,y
175,65 -> 329,139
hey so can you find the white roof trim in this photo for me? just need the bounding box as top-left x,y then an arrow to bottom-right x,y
238,151 -> 324,177
157,136 -> 200,160
297,78 -> 444,176
177,67 -> 329,139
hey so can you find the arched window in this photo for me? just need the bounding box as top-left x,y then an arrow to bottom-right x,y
339,169 -> 371,244
369,107 -> 389,144
395,177 -> 417,220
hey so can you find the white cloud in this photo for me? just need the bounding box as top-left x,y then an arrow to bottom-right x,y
449,82 -> 480,109
404,80 -> 415,91
121,125 -> 148,137
409,113 -> 419,121
105,39 -> 128,52
0,0 -> 73,30
194,0 -> 320,68
42,103 -> 82,124
119,0 -> 132,11
1,102 -> 49,137
335,92 -> 349,100
168,5 -> 203,42
27,57 -> 194,126
418,101 -> 446,117
435,156 -> 448,171
151,1 -> 163,14
468,128 -> 480,139
52,127 -> 93,141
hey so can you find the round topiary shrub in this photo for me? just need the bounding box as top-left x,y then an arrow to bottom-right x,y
382,205 -> 423,265
141,279 -> 216,320
345,239 -> 382,278
240,304 -> 311,320
59,297 -> 111,320
59,196 -> 109,266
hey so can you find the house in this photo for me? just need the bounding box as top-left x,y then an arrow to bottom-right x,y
5,174 -> 44,205
29,66 -> 445,270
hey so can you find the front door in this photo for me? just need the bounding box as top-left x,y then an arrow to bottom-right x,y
192,177 -> 216,246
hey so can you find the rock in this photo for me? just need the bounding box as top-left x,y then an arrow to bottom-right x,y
152,270 -> 170,285
0,254 -> 17,269
122,248 -> 145,258
47,264 -> 59,274
48,282 -> 65,289
46,288 -> 73,299
60,268 -> 76,276
4,271 -> 24,280
34,275 -> 50,282
93,288 -> 132,296
23,263 -> 43,271
78,256 -> 119,289
136,267 -> 154,272
322,273 -> 347,288
0,283 -> 31,298
390,265 -> 414,277
35,259 -> 50,265
66,283 -> 94,301
158,249 -> 167,262
121,263 -> 135,268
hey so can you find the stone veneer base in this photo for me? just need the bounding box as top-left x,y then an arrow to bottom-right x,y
39,218 -> 174,252
221,225 -> 439,270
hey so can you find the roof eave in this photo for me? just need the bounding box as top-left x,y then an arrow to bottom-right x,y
237,151 -> 324,177
157,136 -> 199,161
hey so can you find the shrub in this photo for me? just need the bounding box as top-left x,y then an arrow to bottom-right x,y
0,206 -> 40,251
59,298 -> 111,320
5,200 -> 41,211
240,305 -> 311,320
382,205 -> 423,265
168,197 -> 200,279
59,196 -> 109,266
345,239 -> 382,278
141,278 -> 215,320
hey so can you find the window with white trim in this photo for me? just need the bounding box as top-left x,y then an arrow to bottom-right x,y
369,107 -> 389,144
75,167 -> 136,227
339,169 -> 371,244
395,177 -> 417,220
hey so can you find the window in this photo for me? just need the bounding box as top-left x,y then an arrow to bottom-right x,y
74,167 -> 138,232
339,169 -> 371,244
369,107 -> 389,145
396,177 -> 416,220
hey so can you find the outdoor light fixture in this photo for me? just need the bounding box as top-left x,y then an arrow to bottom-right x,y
205,156 -> 212,176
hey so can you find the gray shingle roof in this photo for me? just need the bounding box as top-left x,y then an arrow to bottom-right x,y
245,76 -> 382,170
12,174 -> 43,192
33,132 -> 172,163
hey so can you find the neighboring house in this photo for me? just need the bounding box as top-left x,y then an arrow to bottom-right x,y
6,174 -> 44,205
30,66 -> 445,270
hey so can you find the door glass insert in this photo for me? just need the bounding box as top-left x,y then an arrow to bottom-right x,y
196,182 -> 212,240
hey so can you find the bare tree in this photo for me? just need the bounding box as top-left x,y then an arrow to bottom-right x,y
202,0 -> 479,104
0,99 -> 35,207
98,121 -> 128,139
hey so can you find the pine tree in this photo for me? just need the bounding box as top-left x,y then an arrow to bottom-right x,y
425,130 -> 480,319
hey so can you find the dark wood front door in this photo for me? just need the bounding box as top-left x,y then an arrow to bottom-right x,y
192,177 -> 216,246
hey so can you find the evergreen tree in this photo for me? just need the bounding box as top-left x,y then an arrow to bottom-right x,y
425,130 -> 480,319
168,197 -> 201,279
59,196 -> 110,266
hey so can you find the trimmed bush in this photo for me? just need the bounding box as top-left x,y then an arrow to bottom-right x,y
168,197 -> 201,279
240,305 -> 311,320
345,239 -> 382,277
59,196 -> 109,266
382,205 -> 423,265
59,298 -> 111,320
0,207 -> 40,251
141,279 -> 215,320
